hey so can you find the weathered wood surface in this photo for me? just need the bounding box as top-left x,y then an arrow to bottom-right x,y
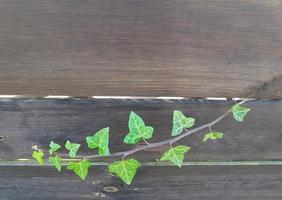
0,0 -> 281,98
0,98 -> 281,161
1,165 -> 282,200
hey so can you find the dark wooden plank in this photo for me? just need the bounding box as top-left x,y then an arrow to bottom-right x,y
0,0 -> 281,98
1,165 -> 282,199
0,98 -> 281,161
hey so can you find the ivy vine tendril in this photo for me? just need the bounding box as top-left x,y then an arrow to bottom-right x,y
32,99 -> 250,185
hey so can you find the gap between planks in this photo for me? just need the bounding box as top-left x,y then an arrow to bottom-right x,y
0,95 -> 254,101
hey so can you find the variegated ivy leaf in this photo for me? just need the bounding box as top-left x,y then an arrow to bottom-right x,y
86,127 -> 110,156
49,155 -> 62,172
67,160 -> 92,180
123,111 -> 154,144
108,158 -> 141,185
32,150 -> 45,165
65,140 -> 81,158
202,132 -> 224,142
172,110 -> 195,136
160,145 -> 190,167
232,105 -> 250,122
49,141 -> 61,155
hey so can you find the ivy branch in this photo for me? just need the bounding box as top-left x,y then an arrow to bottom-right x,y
32,99 -> 250,185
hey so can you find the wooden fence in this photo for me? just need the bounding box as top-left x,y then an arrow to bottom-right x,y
0,0 -> 281,199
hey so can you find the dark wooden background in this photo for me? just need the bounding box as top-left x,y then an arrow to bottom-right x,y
0,0 -> 281,98
0,0 -> 282,199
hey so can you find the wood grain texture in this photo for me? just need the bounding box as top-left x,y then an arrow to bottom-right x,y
0,0 -> 281,98
1,165 -> 282,199
0,98 -> 281,161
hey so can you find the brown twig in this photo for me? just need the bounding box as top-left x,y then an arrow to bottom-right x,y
83,99 -> 249,160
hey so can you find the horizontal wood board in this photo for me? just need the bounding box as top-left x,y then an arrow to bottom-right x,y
1,165 -> 282,200
0,0 -> 281,98
0,98 -> 281,161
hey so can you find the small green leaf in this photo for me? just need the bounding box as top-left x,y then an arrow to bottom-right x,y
202,132 -> 224,142
123,112 -> 154,144
123,133 -> 142,144
86,127 -> 110,156
49,155 -> 62,172
108,158 -> 141,185
49,141 -> 61,155
67,160 -> 92,180
172,110 -> 196,136
65,140 -> 81,158
160,145 -> 190,167
32,150 -> 45,165
232,105 -> 250,122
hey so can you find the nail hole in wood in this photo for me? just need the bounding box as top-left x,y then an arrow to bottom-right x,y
93,192 -> 106,198
92,180 -> 100,185
0,136 -> 6,142
103,186 -> 119,193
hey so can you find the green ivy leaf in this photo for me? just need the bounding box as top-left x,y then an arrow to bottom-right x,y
108,158 -> 141,185
32,150 -> 45,165
202,132 -> 224,142
49,155 -> 62,172
232,105 -> 250,122
65,140 -> 81,158
49,141 -> 61,155
67,160 -> 92,180
160,145 -> 190,167
86,127 -> 110,156
123,111 -> 154,144
172,110 -> 196,136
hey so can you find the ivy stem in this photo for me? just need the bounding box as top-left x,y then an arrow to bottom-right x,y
122,154 -> 127,160
81,99 -> 249,160
143,138 -> 150,145
208,126 -> 213,133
